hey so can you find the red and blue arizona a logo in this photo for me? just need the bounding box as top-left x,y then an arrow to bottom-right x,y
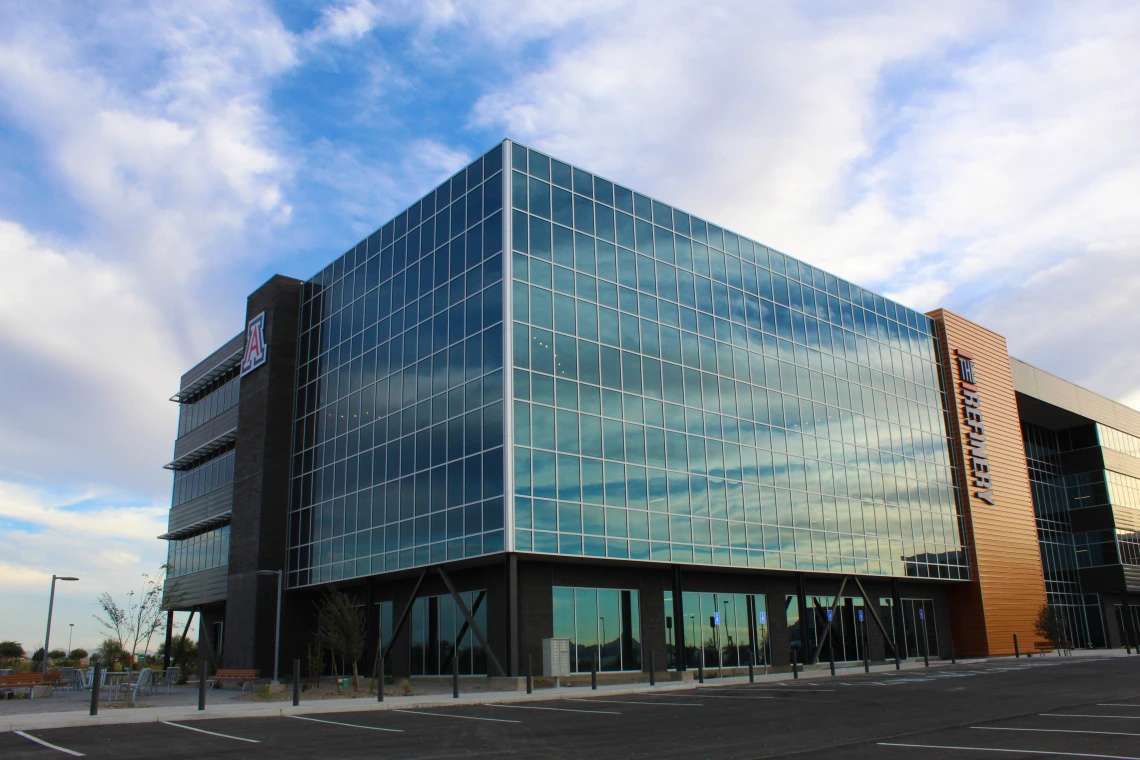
241,312 -> 267,376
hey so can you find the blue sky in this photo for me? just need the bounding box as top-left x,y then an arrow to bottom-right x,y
2,0 -> 1139,652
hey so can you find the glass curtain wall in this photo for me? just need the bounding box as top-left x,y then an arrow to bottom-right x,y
172,445 -> 235,506
1022,422 -> 1101,647
178,368 -> 240,436
877,597 -> 938,659
287,144 -> 506,588
168,525 -> 230,577
552,586 -> 642,672
508,141 -> 965,580
409,590 -> 487,675
664,591 -> 769,669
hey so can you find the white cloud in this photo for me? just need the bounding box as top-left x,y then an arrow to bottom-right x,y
0,2 -> 298,491
463,0 -> 1140,407
0,479 -> 169,652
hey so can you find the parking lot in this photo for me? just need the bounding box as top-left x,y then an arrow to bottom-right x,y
3,656 -> 1138,759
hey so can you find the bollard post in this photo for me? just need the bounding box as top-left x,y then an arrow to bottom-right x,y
527,655 -> 533,694
828,632 -> 836,676
921,618 -> 930,668
863,617 -> 870,674
591,658 -> 597,690
377,651 -> 384,703
452,649 -> 459,699
649,651 -> 655,686
698,649 -> 704,684
950,638 -> 957,665
293,660 -> 300,706
89,662 -> 101,716
1013,633 -> 1020,659
748,649 -> 754,684
792,646 -> 799,680
198,659 -> 207,711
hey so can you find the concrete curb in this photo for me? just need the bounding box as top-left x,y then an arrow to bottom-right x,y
3,652 -> 1120,733
1,659 -> 950,733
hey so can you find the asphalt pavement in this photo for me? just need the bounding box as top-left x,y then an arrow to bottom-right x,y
2,655 -> 1137,759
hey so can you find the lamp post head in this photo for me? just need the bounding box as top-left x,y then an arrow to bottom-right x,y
257,570 -> 279,577
57,576 -> 79,582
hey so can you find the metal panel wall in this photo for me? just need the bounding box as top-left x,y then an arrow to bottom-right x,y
928,309 -> 1046,656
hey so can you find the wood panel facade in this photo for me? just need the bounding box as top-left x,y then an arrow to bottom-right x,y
927,309 -> 1045,656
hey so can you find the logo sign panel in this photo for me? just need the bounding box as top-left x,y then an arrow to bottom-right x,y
954,348 -> 994,505
241,312 -> 268,376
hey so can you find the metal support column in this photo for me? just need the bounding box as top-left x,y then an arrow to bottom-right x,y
672,565 -> 686,671
797,573 -> 811,664
507,554 -> 520,677
163,610 -> 174,671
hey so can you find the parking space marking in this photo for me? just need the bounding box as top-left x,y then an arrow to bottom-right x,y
13,731 -> 84,757
718,687 -> 835,693
160,720 -> 261,743
1100,704 -> 1140,708
572,698 -> 703,707
393,709 -> 520,723
668,693 -> 774,700
1047,714 -> 1140,720
287,715 -> 404,732
975,726 -> 1140,738
879,741 -> 1140,758
488,703 -> 620,715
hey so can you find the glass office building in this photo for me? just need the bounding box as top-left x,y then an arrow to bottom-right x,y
164,139 -> 1140,679
282,139 -> 966,588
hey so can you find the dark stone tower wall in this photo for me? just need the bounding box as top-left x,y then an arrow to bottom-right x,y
224,275 -> 302,674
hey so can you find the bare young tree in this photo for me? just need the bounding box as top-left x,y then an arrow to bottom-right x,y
94,565 -> 173,665
316,589 -> 366,691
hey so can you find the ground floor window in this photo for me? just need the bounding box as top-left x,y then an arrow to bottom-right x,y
786,595 -> 872,663
665,592 -> 769,669
409,590 -> 487,675
552,587 -> 642,672
878,597 -> 937,659
1114,603 -> 1140,648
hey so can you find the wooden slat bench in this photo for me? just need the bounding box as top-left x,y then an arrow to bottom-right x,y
0,671 -> 66,694
206,669 -> 260,691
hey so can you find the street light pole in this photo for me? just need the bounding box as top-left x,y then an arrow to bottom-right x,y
42,575 -> 79,676
257,570 -> 283,684
68,624 -> 74,657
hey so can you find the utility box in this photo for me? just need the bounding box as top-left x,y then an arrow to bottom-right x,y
542,638 -> 571,677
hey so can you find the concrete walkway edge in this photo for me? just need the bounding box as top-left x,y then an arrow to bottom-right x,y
2,652 -> 1119,734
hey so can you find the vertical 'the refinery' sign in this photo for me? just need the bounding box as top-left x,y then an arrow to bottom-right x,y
955,348 -> 994,505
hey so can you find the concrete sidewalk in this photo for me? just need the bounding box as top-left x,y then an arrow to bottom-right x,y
2,651 -> 1119,733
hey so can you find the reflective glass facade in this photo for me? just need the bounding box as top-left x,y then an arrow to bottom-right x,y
168,525 -> 230,578
552,586 -> 642,672
1022,421 -> 1107,646
287,144 -> 506,588
507,141 -> 965,579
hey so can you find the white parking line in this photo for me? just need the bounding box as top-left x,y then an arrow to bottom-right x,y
1047,714 -> 1140,720
160,721 -> 260,743
879,741 -> 1140,758
393,709 -> 520,723
975,726 -> 1140,738
287,714 -> 403,732
14,731 -> 84,757
719,687 -> 835,693
488,703 -> 620,715
670,693 -> 774,700
571,698 -> 703,707
1101,704 -> 1140,708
